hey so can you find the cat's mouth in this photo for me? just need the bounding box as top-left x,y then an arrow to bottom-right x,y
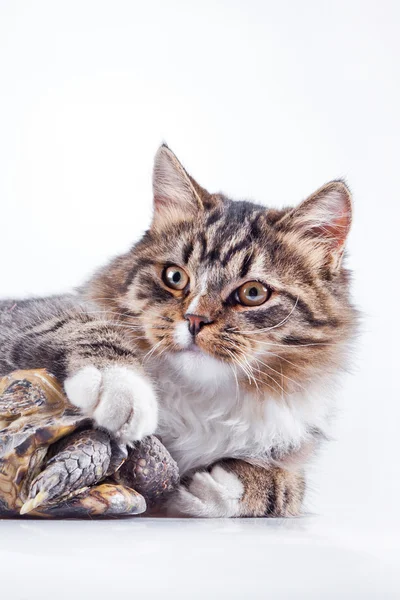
171,321 -> 212,356
176,342 -> 204,354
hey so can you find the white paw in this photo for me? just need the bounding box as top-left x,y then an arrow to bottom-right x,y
167,465 -> 244,518
64,365 -> 158,444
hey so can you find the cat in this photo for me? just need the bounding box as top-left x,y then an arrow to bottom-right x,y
0,144 -> 357,517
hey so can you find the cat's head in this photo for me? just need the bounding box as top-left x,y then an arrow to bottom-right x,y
88,145 -> 356,395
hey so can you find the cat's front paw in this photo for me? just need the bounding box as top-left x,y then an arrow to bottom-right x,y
167,465 -> 244,518
64,365 -> 158,444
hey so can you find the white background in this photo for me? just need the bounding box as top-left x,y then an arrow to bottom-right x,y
1,1 -> 399,597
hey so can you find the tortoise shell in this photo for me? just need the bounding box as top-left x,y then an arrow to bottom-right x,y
0,370 -> 179,518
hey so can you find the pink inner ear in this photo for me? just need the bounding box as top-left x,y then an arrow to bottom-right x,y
300,182 -> 352,251
311,209 -> 351,248
154,195 -> 175,209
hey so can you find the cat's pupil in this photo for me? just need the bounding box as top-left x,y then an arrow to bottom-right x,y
249,287 -> 258,297
172,272 -> 181,283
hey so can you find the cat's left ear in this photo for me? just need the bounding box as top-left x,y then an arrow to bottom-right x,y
277,180 -> 352,272
152,144 -> 207,228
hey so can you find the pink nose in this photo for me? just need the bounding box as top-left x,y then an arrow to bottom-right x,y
185,314 -> 212,336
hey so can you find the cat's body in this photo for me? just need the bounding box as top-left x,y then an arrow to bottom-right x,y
0,145 -> 356,517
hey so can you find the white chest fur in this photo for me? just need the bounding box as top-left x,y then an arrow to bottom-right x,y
147,352 -> 332,475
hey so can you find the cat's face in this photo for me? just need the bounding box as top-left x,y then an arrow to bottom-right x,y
89,146 -> 356,396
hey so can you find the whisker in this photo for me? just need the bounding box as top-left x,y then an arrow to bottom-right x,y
259,350 -> 306,371
225,349 -> 251,386
226,329 -> 333,349
226,348 -> 265,392
253,362 -> 286,395
228,363 -> 240,399
241,353 -> 260,392
220,337 -> 264,391
153,341 -> 170,360
222,332 -> 310,389
246,338 -> 334,349
253,356 -> 306,392
239,297 -> 299,335
223,339 -> 288,395
143,340 -> 163,363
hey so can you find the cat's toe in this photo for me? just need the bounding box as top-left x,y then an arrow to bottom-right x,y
96,366 -> 158,443
64,365 -> 102,412
167,465 -> 244,518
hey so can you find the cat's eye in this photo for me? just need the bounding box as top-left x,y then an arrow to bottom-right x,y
236,281 -> 270,307
162,265 -> 189,291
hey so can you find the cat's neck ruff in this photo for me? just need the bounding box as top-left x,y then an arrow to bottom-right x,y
147,351 -> 332,476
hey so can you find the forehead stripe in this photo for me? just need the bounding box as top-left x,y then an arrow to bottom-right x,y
198,234 -> 208,261
206,210 -> 223,227
182,241 -> 194,264
239,250 -> 255,279
221,238 -> 251,266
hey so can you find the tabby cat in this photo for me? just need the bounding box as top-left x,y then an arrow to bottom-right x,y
0,145 -> 356,517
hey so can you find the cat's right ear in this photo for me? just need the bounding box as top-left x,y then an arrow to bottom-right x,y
152,144 -> 204,229
275,180 -> 352,272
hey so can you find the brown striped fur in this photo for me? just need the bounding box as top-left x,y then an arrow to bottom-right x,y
223,460 -> 305,517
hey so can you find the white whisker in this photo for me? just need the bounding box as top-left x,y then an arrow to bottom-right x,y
235,296 -> 299,335
143,340 -> 163,363
253,356 -> 306,392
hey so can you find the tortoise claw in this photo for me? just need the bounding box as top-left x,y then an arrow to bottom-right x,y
20,491 -> 49,515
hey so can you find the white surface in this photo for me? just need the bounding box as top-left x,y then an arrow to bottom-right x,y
1,516 -> 399,599
1,0 -> 399,597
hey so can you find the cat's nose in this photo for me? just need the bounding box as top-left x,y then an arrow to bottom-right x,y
185,314 -> 212,337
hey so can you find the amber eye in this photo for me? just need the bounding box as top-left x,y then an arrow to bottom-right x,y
162,265 -> 189,290
236,281 -> 270,306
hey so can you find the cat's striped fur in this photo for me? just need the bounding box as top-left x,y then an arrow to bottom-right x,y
0,145 -> 357,517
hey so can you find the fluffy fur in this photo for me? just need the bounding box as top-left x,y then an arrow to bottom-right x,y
0,144 -> 357,517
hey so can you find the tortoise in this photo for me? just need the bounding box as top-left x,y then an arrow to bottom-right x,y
0,369 -> 179,518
